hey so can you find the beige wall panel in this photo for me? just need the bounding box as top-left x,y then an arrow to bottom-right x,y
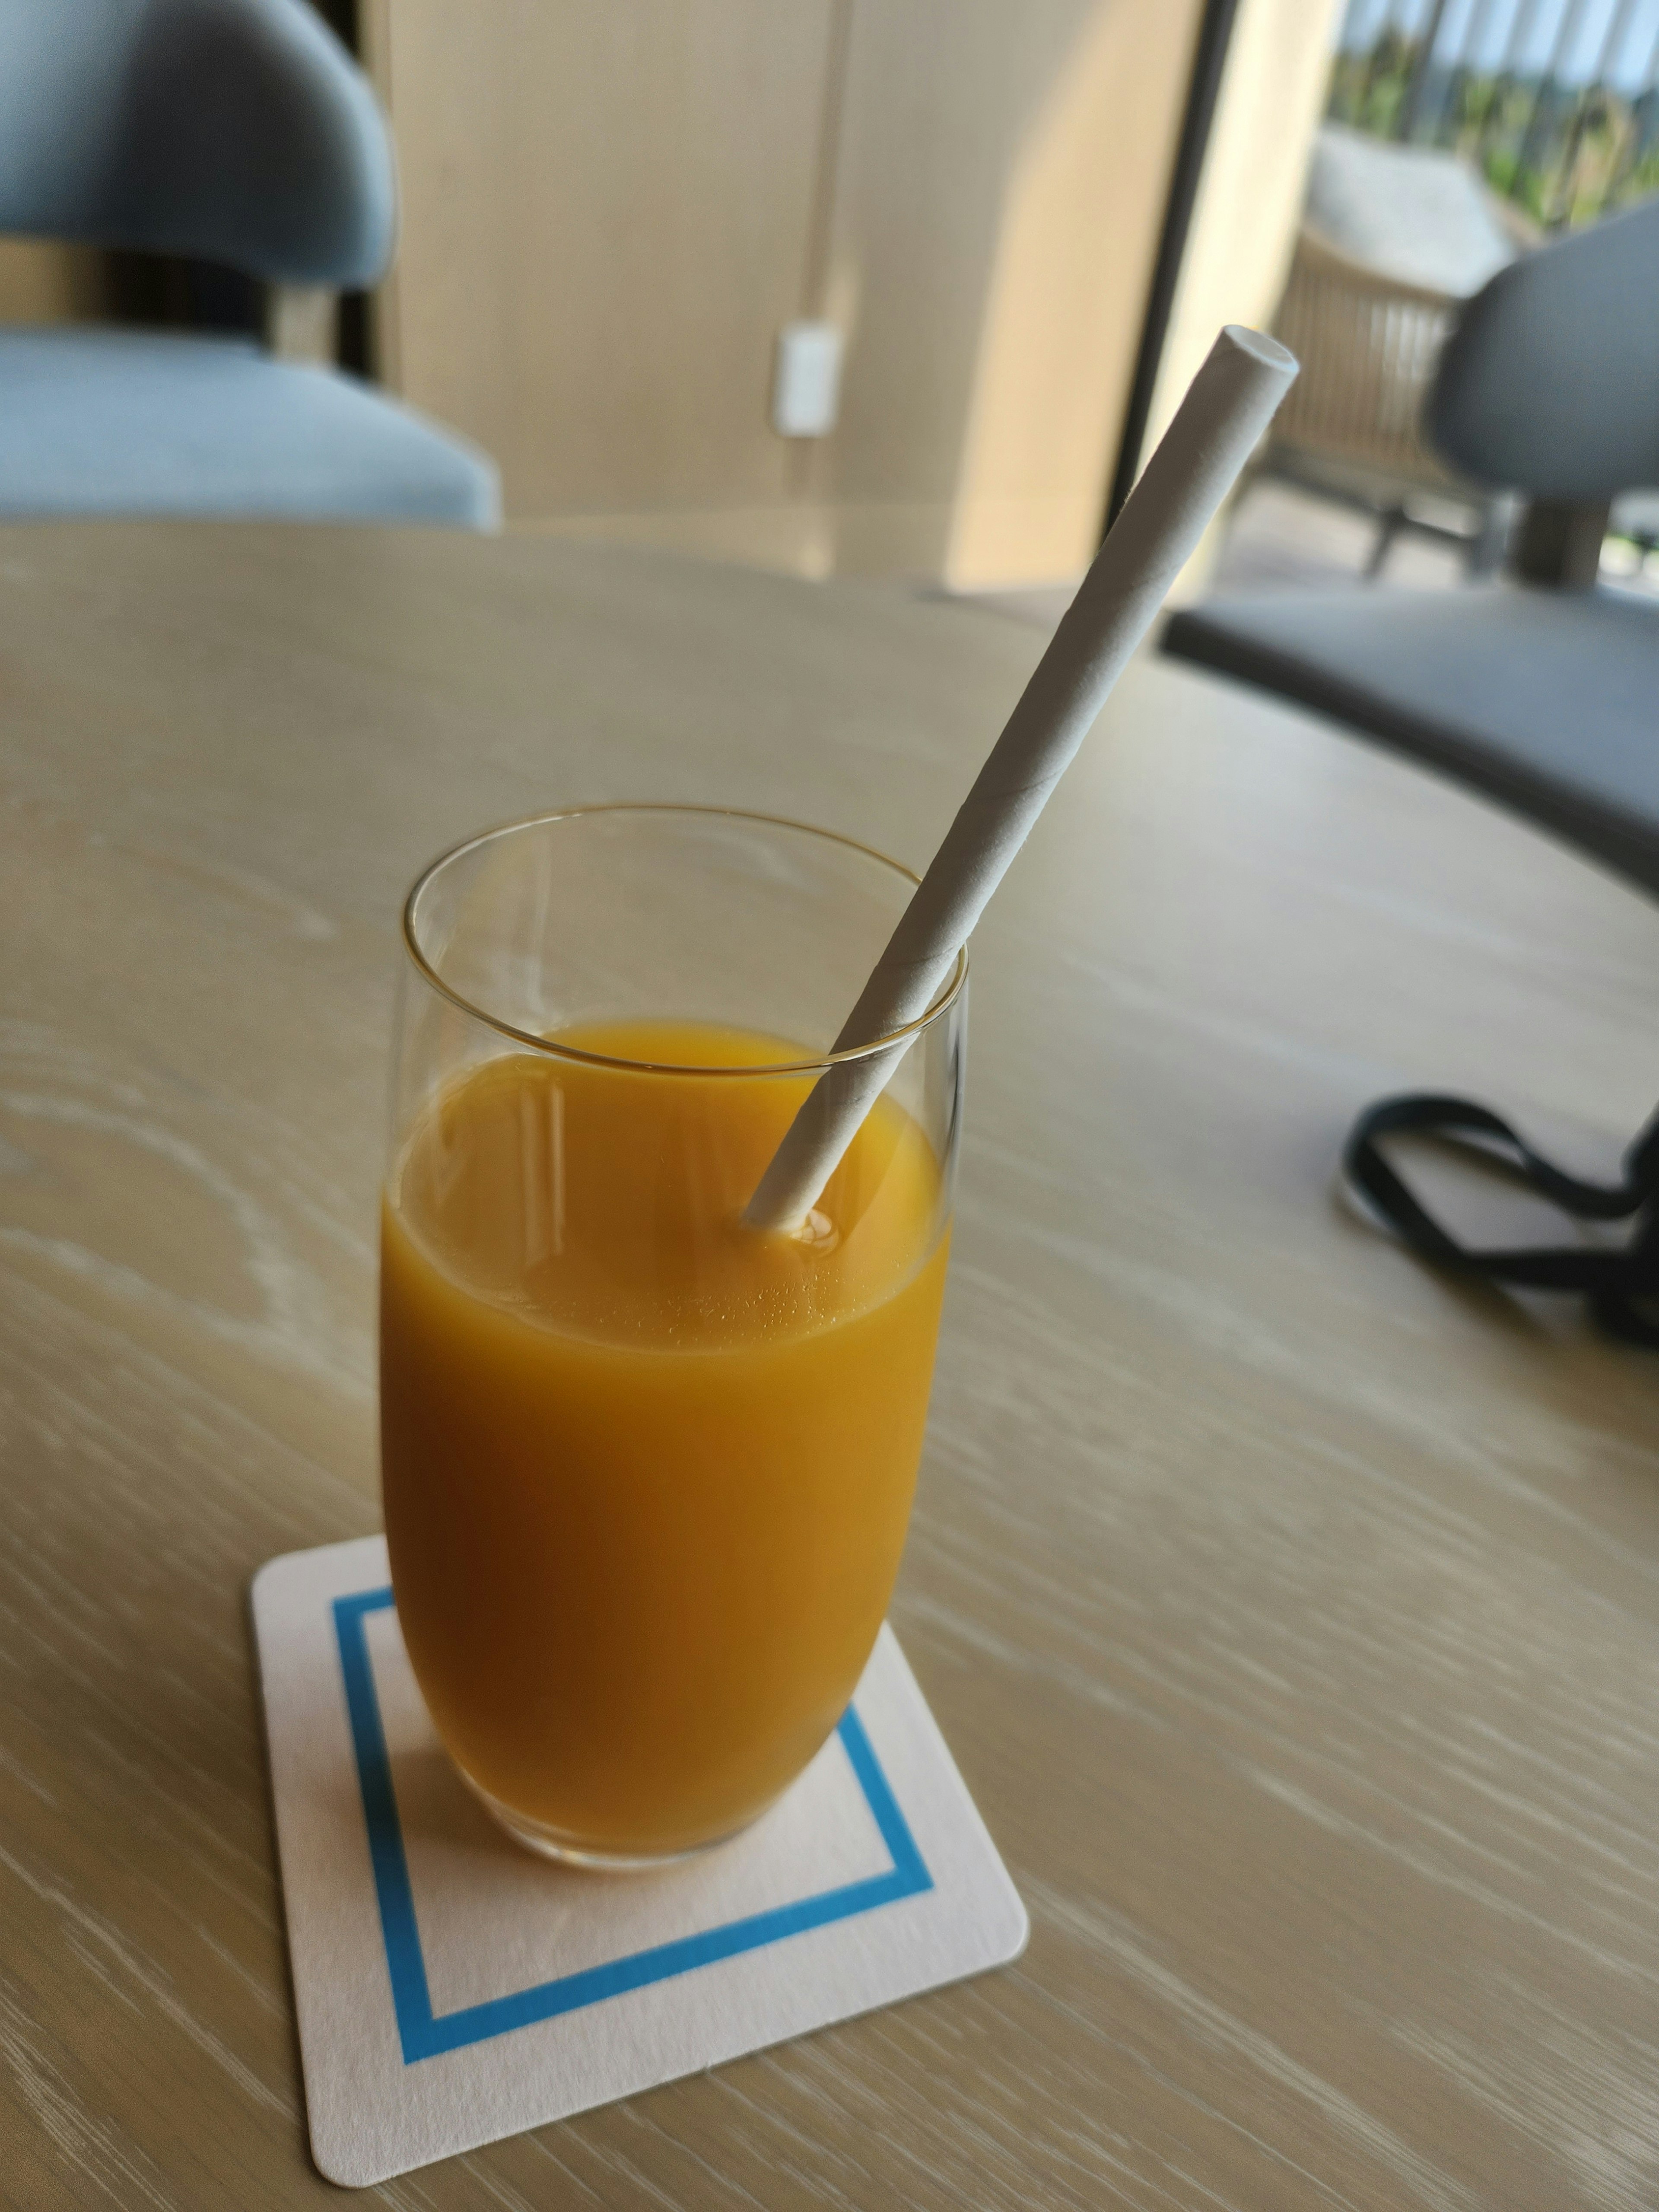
820,0 -> 1202,586
370,0 -> 1207,583
372,1 -> 834,518
818,4 -> 1198,556
951,3 -> 1210,585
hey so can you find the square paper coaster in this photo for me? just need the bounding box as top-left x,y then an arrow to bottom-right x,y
252,1535 -> 1028,2188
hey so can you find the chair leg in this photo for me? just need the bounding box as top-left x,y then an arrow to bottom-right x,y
1466,498 -> 1513,578
1512,498 -> 1611,589
1364,506 -> 1404,580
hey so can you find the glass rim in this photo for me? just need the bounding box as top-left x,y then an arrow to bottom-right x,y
400,803 -> 969,1077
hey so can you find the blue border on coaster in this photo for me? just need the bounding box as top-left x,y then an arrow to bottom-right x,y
333,1588 -> 934,2063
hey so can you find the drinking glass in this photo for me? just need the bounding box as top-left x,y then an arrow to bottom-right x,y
381,806 -> 966,1866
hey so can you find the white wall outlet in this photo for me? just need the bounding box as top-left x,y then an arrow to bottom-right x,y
772,321 -> 844,439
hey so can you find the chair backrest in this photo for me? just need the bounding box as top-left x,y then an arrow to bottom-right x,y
0,0 -> 394,287
1429,196 -> 1659,500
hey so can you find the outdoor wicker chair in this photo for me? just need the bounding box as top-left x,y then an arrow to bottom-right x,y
1263,126 -> 1535,575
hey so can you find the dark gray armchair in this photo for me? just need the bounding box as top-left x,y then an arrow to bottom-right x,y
0,0 -> 499,526
1163,196 -> 1659,898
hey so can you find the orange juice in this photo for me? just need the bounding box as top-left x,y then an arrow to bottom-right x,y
380,1020 -> 949,1860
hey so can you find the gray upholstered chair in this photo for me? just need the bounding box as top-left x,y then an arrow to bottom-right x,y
0,0 -> 499,526
1163,196 -> 1659,898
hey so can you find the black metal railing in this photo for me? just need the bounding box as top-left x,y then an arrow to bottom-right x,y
1329,0 -> 1659,226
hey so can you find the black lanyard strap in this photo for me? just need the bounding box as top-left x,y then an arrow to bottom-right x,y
1343,1093 -> 1659,1348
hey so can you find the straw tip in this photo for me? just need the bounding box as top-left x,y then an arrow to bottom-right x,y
1218,325 -> 1299,380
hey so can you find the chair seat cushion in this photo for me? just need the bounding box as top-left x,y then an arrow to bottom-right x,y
1162,582 -> 1659,896
0,326 -> 499,526
1304,125 -> 1518,297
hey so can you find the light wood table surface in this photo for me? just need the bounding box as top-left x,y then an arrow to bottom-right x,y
3,524 -> 1657,2211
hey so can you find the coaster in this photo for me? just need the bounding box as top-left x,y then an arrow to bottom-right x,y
252,1536 -> 1028,2188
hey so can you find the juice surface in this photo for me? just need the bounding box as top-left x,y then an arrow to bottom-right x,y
380,1020 -> 950,1858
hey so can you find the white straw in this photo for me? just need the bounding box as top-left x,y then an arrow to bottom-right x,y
745,325 -> 1298,1232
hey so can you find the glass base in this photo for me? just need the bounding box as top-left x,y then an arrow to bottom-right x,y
459,1762 -> 769,1871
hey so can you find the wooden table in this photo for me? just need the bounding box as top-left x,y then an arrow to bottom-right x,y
3,524 -> 1657,2211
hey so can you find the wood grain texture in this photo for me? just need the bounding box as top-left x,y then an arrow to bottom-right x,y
1,521 -> 1658,2209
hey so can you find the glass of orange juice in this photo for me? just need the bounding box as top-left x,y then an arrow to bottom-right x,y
381,806 -> 966,1867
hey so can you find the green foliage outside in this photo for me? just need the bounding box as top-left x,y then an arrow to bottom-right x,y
1327,37 -> 1659,229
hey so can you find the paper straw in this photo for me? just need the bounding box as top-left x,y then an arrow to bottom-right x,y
745,325 -> 1297,1233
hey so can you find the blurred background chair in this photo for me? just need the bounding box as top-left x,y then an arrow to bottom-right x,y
1163,194 -> 1659,899
0,0 -> 498,526
1264,125 -> 1534,578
